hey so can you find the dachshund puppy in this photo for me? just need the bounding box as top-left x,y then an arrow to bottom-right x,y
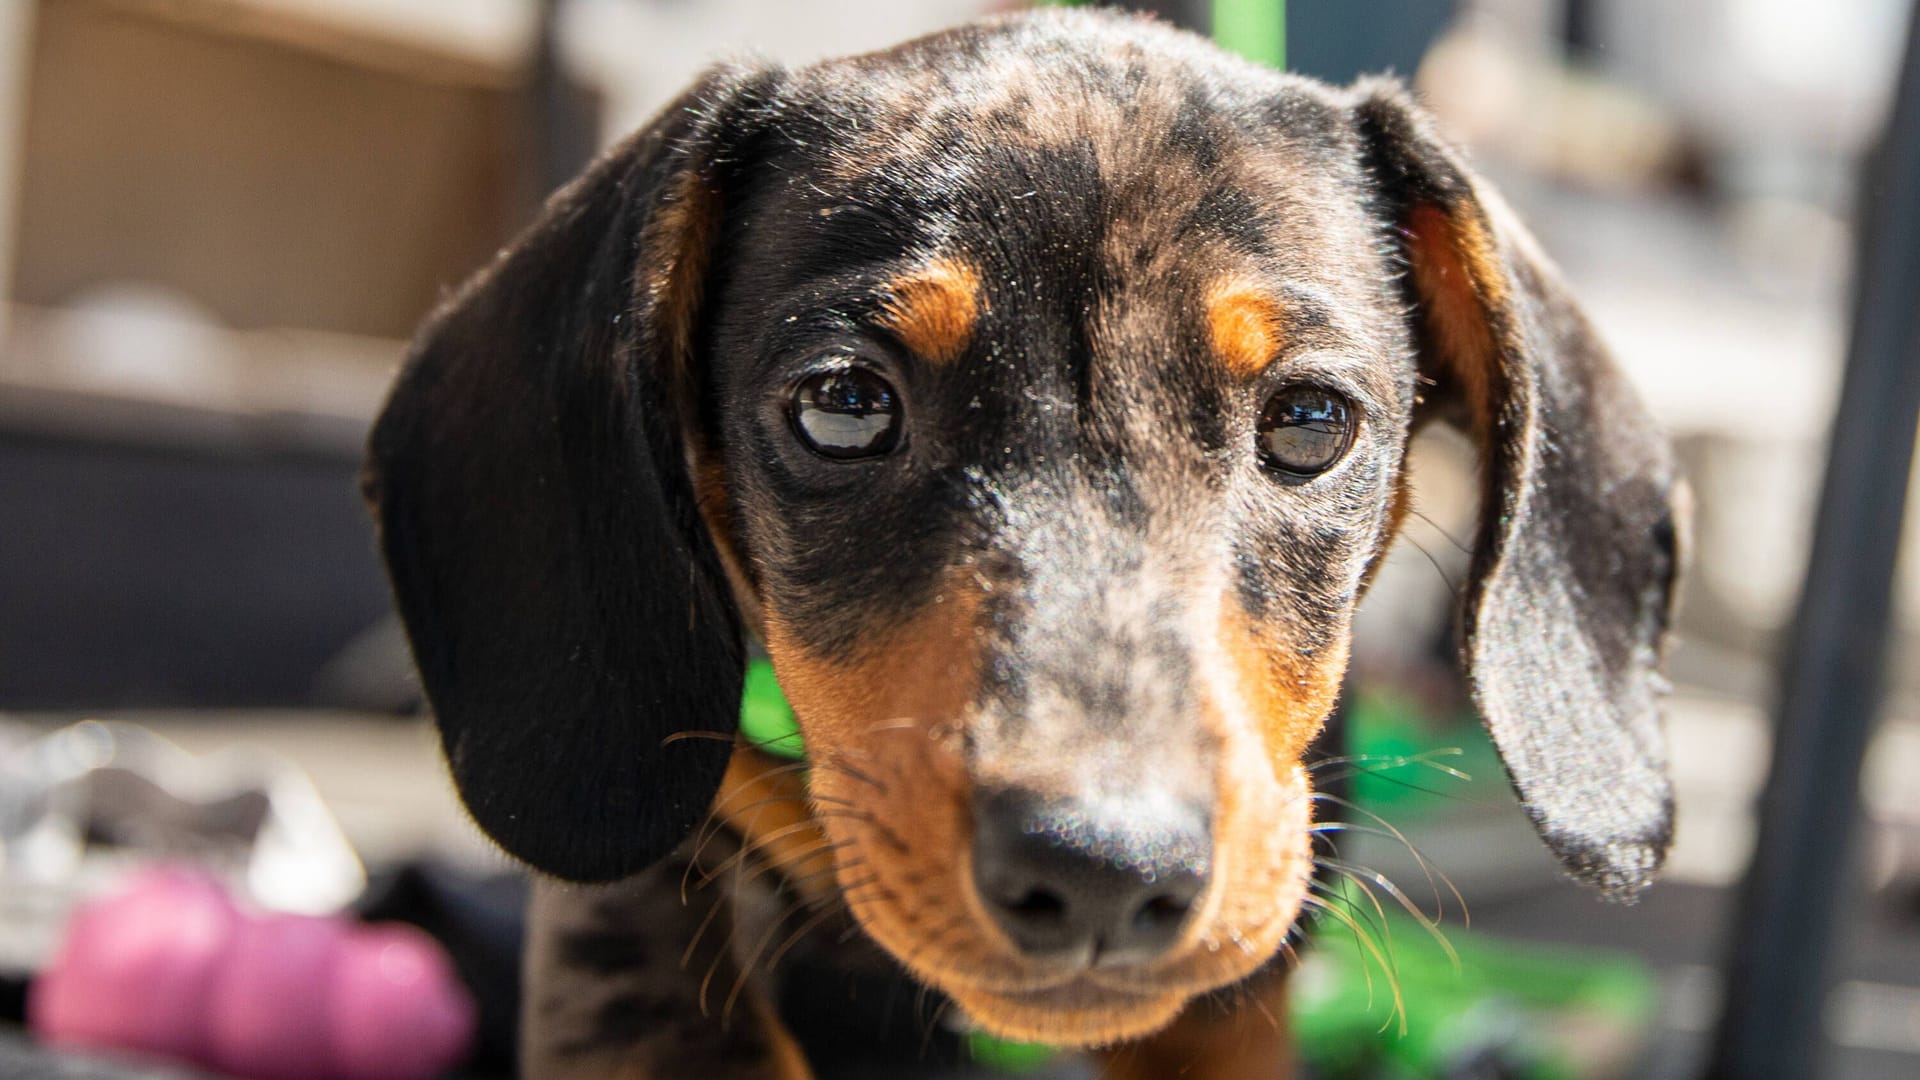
364,9 -> 1681,1078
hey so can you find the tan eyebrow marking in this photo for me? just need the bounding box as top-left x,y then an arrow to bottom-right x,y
878,258 -> 983,365
1204,279 -> 1284,378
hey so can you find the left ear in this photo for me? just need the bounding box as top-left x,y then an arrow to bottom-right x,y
362,66 -> 778,883
1354,81 -> 1684,899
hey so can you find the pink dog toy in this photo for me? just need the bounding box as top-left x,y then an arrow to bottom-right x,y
30,867 -> 476,1080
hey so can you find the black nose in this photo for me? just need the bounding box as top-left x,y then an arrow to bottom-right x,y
970,787 -> 1210,966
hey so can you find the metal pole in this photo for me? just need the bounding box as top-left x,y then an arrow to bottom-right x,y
1705,5 -> 1920,1077
529,0 -> 596,201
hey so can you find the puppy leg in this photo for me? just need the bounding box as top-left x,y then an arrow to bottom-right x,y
1095,965 -> 1294,1080
522,850 -> 812,1080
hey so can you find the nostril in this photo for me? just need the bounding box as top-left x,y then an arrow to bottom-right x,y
1110,877 -> 1205,965
979,877 -> 1082,956
1130,890 -> 1195,938
999,885 -> 1070,924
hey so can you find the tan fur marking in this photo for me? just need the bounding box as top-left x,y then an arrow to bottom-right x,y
751,582 -> 1326,1048
644,169 -> 721,394
712,747 -> 838,906
878,259 -> 983,365
690,457 -> 766,636
960,987 -> 1192,1049
765,585 -> 1198,1044
1204,280 -> 1284,378
746,994 -> 817,1080
1219,606 -> 1346,771
1407,204 -> 1507,445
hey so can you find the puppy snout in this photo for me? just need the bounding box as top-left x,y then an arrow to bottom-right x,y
970,787 -> 1210,967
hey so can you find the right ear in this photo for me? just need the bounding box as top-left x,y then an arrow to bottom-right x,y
363,65 -> 778,883
1354,81 -> 1682,899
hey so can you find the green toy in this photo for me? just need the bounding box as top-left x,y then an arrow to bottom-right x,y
739,657 -> 806,760
1292,882 -> 1657,1080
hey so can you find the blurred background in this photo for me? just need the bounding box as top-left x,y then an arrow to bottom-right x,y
0,0 -> 1916,1078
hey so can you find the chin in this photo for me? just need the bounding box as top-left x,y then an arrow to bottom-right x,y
945,979 -> 1194,1048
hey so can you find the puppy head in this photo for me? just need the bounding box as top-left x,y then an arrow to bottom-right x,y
365,9 -> 1680,1048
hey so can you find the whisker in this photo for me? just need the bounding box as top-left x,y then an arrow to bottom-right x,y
1397,531 -> 1460,597
1316,769 -> 1472,803
778,854 -> 863,896
698,905 -> 742,1018
1317,857 -> 1460,969
695,818 -> 837,887
1309,827 -> 1344,861
913,980 -> 935,1051
687,790 -> 810,874
707,837 -> 859,896
1308,746 -> 1470,783
863,713 -> 927,736
724,897 -> 811,1028
1308,796 -> 1469,928
811,752 -> 889,795
766,902 -> 847,974
660,729 -> 738,746
1407,506 -> 1471,555
1300,893 -> 1379,1007
682,827 -> 715,902
1250,992 -> 1283,1036
809,807 -> 881,823
829,878 -> 906,946
832,877 -> 890,926
1300,893 -> 1405,1034
1308,873 -> 1396,967
679,893 -> 727,972
1275,937 -> 1303,973
830,873 -> 881,897
696,820 -> 828,887
686,758 -> 818,875
894,913 -> 970,978
917,987 -> 953,1060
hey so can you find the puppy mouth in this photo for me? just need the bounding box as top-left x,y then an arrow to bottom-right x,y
943,975 -> 1192,1046
942,961 -> 1207,1000
809,754 -> 1314,1047
843,883 -> 1297,1045
798,699 -> 1318,1046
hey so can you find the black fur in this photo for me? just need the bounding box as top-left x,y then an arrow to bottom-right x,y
364,70 -> 776,883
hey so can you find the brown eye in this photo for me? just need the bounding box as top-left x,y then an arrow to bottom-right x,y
1257,386 -> 1354,481
789,367 -> 902,459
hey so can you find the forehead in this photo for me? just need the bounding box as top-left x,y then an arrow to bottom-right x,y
722,21 -> 1391,356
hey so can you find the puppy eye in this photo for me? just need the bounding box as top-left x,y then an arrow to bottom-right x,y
1256,386 -> 1354,481
789,366 -> 903,460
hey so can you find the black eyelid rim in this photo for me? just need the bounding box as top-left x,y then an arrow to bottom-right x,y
1251,344 -> 1380,408
1259,380 -> 1364,433
785,338 -> 911,399
774,331 -> 910,383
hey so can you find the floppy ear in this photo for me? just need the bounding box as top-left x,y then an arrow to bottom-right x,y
363,66 -> 776,883
1356,82 -> 1683,898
